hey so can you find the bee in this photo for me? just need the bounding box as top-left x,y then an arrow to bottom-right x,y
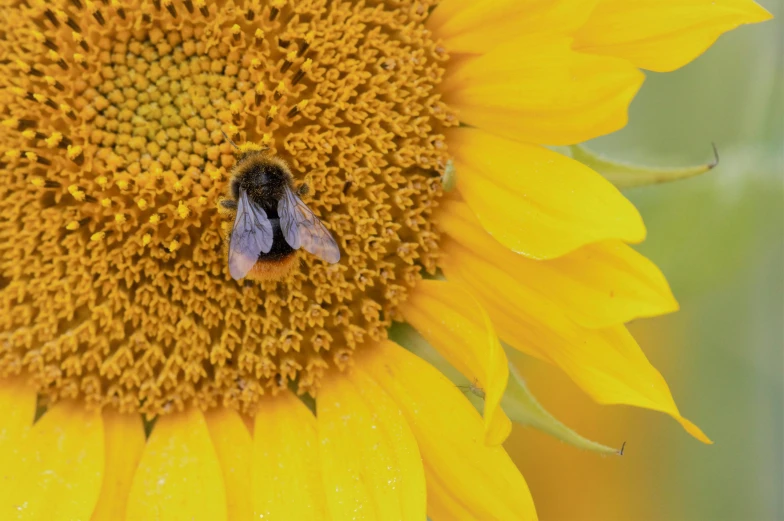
219,133 -> 340,281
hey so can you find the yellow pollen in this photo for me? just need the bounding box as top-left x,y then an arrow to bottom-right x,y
0,0 -> 454,415
177,201 -> 190,219
53,9 -> 68,23
45,132 -> 64,148
60,104 -> 76,118
66,145 -> 83,160
238,142 -> 266,155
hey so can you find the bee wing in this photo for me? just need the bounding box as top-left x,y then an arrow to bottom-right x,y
278,185 -> 340,264
278,186 -> 301,250
228,190 -> 274,279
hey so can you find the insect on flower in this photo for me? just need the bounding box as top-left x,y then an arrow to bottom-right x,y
457,378 -> 486,400
219,132 -> 340,281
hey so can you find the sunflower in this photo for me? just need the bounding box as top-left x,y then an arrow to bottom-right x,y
0,0 -> 770,519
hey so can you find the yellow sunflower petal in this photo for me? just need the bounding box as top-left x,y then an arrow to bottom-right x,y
449,128 -> 645,259
574,0 -> 773,72
0,376 -> 36,454
0,401 -> 104,521
91,411 -> 145,521
438,200 -> 678,328
252,392 -> 328,521
0,377 -> 37,494
361,341 -> 537,520
441,34 -> 644,145
441,249 -> 711,443
205,408 -> 253,521
126,408 -> 227,521
317,368 -> 426,521
401,278 -> 511,445
428,0 -> 599,54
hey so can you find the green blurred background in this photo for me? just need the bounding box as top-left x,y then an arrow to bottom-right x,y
506,2 -> 783,520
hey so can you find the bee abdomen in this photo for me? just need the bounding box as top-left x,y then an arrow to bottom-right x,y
257,218 -> 294,262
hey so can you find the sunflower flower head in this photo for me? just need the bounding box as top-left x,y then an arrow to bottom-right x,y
0,0 -> 454,415
0,0 -> 771,520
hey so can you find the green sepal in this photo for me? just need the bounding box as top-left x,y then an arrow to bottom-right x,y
570,143 -> 718,188
503,347 -> 620,455
390,322 -> 622,455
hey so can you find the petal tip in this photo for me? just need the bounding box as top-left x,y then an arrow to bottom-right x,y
622,217 -> 647,245
743,2 -> 774,23
677,416 -> 713,445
